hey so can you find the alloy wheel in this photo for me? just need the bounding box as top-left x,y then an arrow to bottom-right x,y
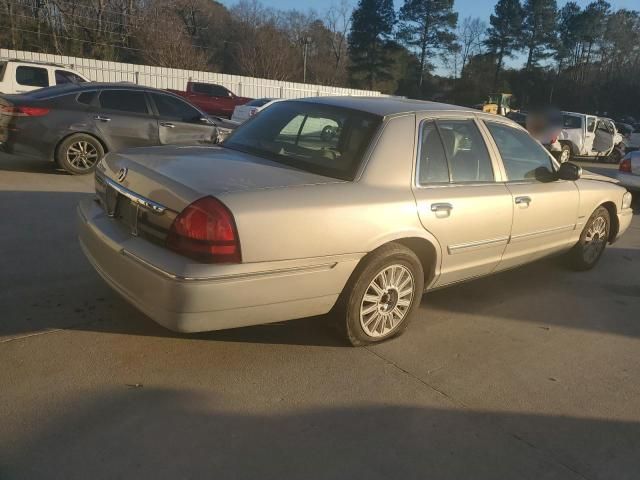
66,140 -> 99,170
359,264 -> 414,338
583,215 -> 607,263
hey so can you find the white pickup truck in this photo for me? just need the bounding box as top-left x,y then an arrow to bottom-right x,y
0,59 -> 89,94
559,112 -> 625,163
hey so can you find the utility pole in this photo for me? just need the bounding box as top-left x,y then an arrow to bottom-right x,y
303,36 -> 312,83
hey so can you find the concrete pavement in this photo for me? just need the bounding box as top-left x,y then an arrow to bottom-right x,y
1,155 -> 639,479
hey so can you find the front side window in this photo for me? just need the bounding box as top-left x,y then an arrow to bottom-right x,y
152,93 -> 202,122
485,122 -> 554,181
99,90 -> 148,114
16,66 -> 49,87
417,119 -> 494,185
223,101 -> 380,180
55,70 -> 86,85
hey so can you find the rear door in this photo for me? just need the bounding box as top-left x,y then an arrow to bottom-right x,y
148,92 -> 216,145
94,89 -> 159,151
483,121 -> 579,269
412,115 -> 513,287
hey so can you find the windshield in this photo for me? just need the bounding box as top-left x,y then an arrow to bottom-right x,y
223,101 -> 381,180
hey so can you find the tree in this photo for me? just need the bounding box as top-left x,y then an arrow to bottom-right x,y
485,0 -> 523,86
457,16 -> 486,76
521,0 -> 558,70
397,0 -> 458,87
347,0 -> 395,89
325,0 -> 352,85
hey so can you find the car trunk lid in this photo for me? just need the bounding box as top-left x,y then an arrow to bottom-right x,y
98,144 -> 342,213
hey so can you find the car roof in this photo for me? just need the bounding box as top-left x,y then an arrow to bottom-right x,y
291,96 -> 476,118
21,82 -> 166,99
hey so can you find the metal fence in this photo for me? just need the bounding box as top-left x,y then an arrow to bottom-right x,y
1,48 -> 382,99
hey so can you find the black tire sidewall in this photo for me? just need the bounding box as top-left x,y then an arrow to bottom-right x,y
56,134 -> 104,175
341,244 -> 425,346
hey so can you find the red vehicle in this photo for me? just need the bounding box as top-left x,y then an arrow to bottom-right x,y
168,82 -> 251,118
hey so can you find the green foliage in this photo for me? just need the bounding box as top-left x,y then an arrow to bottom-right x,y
485,0 -> 523,84
397,0 -> 458,86
521,0 -> 558,70
347,0 -> 396,89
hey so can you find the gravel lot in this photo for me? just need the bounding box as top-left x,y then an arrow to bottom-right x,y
1,155 -> 639,480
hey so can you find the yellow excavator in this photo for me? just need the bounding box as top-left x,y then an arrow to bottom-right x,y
482,93 -> 512,116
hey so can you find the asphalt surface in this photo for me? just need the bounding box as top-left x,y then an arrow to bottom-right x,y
1,156 -> 639,480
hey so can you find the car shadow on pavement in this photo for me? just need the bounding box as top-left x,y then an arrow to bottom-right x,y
1,188 -> 639,346
2,388 -> 639,479
0,155 -> 69,175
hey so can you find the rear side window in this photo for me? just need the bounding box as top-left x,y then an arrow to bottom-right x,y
16,66 -> 49,87
418,122 -> 449,183
151,93 -> 201,122
485,122 -> 554,181
192,83 -> 230,97
77,91 -> 97,105
563,115 -> 581,129
0,62 -> 7,81
417,119 -> 494,185
55,70 -> 86,85
99,90 -> 148,114
587,118 -> 596,132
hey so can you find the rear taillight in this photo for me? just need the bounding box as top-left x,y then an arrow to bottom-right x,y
166,196 -> 241,263
249,107 -> 258,117
0,105 -> 50,117
619,157 -> 632,173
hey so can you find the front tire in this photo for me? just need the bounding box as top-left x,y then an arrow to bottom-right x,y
559,143 -> 572,163
55,133 -> 104,175
567,206 -> 610,271
334,243 -> 424,346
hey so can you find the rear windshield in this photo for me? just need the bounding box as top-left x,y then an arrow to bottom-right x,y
246,98 -> 273,107
223,101 -> 381,180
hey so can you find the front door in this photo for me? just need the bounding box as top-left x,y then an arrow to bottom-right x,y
94,89 -> 159,151
412,117 -> 513,287
149,93 -> 217,145
483,121 -> 580,270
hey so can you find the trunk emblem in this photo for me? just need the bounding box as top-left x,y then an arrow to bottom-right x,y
116,168 -> 128,183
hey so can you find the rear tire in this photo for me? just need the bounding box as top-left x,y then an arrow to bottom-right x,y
333,243 -> 424,346
566,206 -> 610,271
55,133 -> 104,175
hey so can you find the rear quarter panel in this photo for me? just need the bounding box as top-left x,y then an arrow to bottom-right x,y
219,114 -> 440,265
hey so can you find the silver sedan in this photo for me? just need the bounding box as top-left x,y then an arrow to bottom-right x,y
78,97 -> 634,346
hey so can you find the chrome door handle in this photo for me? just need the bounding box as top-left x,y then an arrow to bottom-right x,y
94,115 -> 111,122
431,203 -> 453,212
160,122 -> 175,128
515,196 -> 532,205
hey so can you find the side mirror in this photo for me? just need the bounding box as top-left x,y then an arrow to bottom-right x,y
558,162 -> 582,181
199,116 -> 212,124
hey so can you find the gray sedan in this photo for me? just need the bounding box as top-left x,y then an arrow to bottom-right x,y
0,83 -> 221,174
78,97 -> 633,345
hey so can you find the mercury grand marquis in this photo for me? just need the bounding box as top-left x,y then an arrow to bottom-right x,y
78,97 -> 634,346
